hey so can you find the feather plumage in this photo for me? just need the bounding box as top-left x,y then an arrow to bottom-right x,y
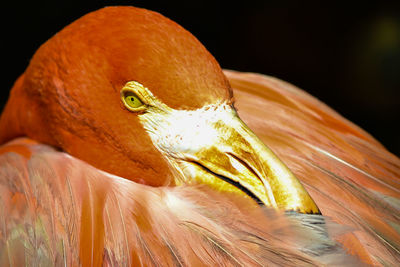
226,70 -> 400,265
0,138 -> 358,266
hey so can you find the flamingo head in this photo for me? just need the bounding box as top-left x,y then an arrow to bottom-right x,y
0,6 -> 319,214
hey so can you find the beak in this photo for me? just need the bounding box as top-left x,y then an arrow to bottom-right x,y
177,109 -> 320,214
137,90 -> 319,214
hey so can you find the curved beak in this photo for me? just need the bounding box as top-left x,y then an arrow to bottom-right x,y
139,99 -> 319,214
176,109 -> 320,214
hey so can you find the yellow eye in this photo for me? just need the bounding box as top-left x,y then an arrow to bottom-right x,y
124,93 -> 143,108
121,90 -> 146,111
121,81 -> 148,112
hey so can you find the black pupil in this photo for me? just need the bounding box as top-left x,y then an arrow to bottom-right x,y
130,97 -> 135,102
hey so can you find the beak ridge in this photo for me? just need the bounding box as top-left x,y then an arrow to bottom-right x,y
188,113 -> 320,214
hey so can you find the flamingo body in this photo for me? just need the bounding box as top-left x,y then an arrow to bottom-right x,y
0,6 -> 399,266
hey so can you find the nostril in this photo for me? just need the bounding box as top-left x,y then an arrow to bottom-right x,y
226,152 -> 261,180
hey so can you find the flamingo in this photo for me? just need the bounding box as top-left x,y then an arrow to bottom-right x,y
0,6 -> 399,266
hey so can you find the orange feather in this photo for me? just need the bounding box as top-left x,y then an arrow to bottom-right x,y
0,138 -> 360,266
227,70 -> 400,265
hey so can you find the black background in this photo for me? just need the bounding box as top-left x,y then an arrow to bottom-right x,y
2,1 -> 399,156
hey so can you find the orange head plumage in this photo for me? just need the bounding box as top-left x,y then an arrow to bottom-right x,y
0,6 -> 319,213
0,7 -> 230,186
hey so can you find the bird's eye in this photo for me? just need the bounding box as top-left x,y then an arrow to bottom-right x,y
125,93 -> 143,108
120,81 -> 149,112
121,90 -> 146,112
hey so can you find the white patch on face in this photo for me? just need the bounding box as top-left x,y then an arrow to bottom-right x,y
138,102 -> 236,160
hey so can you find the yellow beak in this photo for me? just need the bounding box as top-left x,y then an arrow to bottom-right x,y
177,112 -> 320,214
133,80 -> 319,214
